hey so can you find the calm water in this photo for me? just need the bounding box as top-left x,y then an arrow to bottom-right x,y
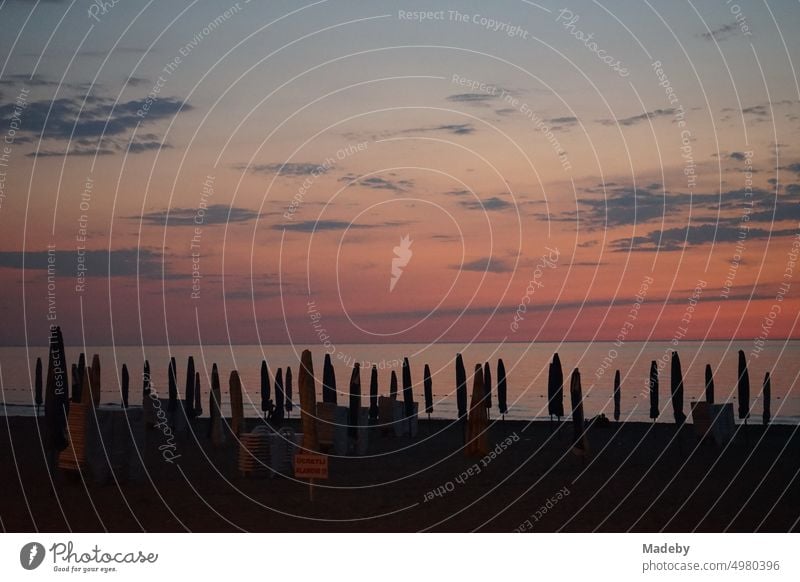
2,341 -> 798,423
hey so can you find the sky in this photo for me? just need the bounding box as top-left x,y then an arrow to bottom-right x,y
1,0 -> 799,346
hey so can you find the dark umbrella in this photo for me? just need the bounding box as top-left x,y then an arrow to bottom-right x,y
168,357 -> 177,414
670,352 -> 686,425
762,372 -> 771,426
649,361 -> 659,422
497,359 -> 508,417
389,370 -> 398,399
70,364 -> 78,403
285,366 -> 293,418
143,360 -> 151,398
738,350 -> 750,423
185,356 -> 195,420
369,365 -> 379,421
35,357 -> 43,415
548,353 -> 564,421
423,364 -> 433,418
613,370 -> 621,422
260,360 -> 272,419
402,357 -> 415,426
208,363 -> 222,444
456,353 -> 467,419
483,362 -> 492,419
349,363 -> 361,439
705,364 -> 714,404
194,371 -> 203,417
89,354 -> 101,407
298,350 -> 318,451
466,364 -> 488,456
273,368 -> 285,425
74,353 -> 85,403
570,368 -> 586,454
121,364 -> 130,408
322,353 -> 337,404
44,326 -> 69,463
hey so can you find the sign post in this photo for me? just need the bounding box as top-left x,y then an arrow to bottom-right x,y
294,453 -> 328,502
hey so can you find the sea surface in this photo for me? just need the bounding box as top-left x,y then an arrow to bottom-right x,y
2,341 -> 799,424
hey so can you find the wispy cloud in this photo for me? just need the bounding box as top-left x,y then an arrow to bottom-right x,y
460,196 -> 512,211
454,256 -> 512,273
132,205 -> 263,227
598,108 -> 674,127
0,248 -> 166,278
234,162 -> 329,177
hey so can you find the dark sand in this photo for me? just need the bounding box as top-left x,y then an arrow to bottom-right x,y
1,415 -> 798,532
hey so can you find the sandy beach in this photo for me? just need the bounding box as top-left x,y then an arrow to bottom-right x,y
2,415 -> 797,532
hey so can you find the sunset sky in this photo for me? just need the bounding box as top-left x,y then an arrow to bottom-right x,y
1,0 -> 799,346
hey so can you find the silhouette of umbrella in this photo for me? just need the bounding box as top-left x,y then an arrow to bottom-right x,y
185,356 -> 195,420
670,352 -> 686,425
761,371 -> 771,426
44,326 -> 69,463
168,357 -> 177,414
613,369 -> 621,422
260,360 -> 272,419
322,353 -> 337,404
483,362 -> 492,419
548,354 -> 564,421
88,354 -> 101,407
389,370 -> 398,399
649,361 -> 659,422
402,357 -> 414,423
74,353 -> 86,403
298,350 -> 318,451
570,368 -> 587,455
705,364 -> 714,404
456,353 -> 467,419
143,359 -> 151,396
273,368 -> 285,425
194,371 -> 202,417
209,363 -> 223,444
497,358 -> 508,418
229,370 -> 244,437
35,357 -> 43,416
466,364 -> 488,456
369,365 -> 379,421
423,364 -> 433,417
349,363 -> 361,439
738,350 -> 750,423
121,364 -> 130,408
285,366 -> 293,418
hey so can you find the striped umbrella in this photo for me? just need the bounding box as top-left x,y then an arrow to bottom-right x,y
649,361 -> 659,422
613,369 -> 621,422
738,350 -> 750,423
670,352 -> 686,425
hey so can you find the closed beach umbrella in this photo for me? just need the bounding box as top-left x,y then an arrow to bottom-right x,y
285,366 -> 293,418
168,357 -> 177,413
423,364 -> 433,416
322,353 -> 337,404
143,359 -> 151,396
613,370 -> 621,422
738,350 -> 750,422
389,370 -> 398,399
497,359 -> 508,416
121,364 -> 130,408
466,364 -> 488,456
570,368 -> 587,454
260,360 -> 272,419
70,364 -> 78,402
349,363 -> 361,438
456,353 -> 467,419
185,356 -> 195,419
209,363 -> 223,445
273,368 -> 285,425
705,364 -> 714,404
762,372 -> 771,426
74,353 -> 86,403
88,354 -> 101,407
368,365 -> 379,421
649,361 -> 659,422
229,370 -> 244,437
298,350 -> 318,451
483,362 -> 492,418
548,354 -> 564,420
35,357 -> 43,415
194,371 -> 202,417
402,357 -> 414,420
44,326 -> 69,457
670,352 -> 686,425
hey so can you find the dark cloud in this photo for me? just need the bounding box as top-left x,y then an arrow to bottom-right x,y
132,205 -> 263,227
340,174 -> 413,193
460,196 -> 512,211
0,248 -> 165,278
26,133 -> 171,157
547,116 -> 578,125
276,219 -> 406,233
446,93 -> 497,105
235,162 -> 329,176
400,123 -> 476,135
455,257 -> 512,273
699,22 -> 740,41
598,108 -> 674,127
611,224 -> 798,252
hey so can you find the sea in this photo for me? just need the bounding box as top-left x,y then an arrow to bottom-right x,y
1,341 -> 798,424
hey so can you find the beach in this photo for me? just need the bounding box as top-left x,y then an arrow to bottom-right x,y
2,415 -> 797,532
